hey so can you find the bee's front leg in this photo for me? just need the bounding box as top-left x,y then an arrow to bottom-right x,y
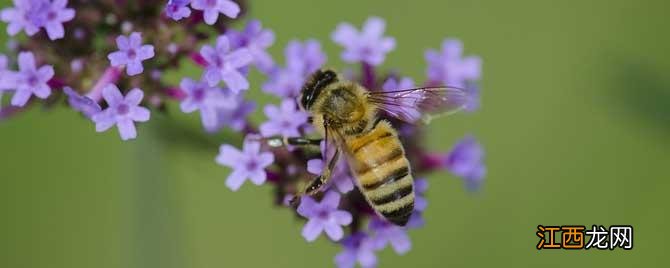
262,136 -> 323,148
290,148 -> 341,206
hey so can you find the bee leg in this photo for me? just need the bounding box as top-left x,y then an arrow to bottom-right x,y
290,148 -> 341,206
263,136 -> 322,148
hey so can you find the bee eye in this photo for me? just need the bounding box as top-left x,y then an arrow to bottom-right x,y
301,70 -> 338,110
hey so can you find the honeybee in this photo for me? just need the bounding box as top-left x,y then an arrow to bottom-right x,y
269,69 -> 469,226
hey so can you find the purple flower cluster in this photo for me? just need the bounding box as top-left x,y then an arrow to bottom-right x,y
0,1 -> 486,266
1,0 -> 75,40
165,0 -> 240,24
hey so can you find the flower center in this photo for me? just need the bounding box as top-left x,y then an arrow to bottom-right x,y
245,159 -> 258,171
206,0 -> 217,7
127,49 -> 137,59
193,88 -> 206,102
280,120 -> 292,128
26,74 -> 39,87
360,46 -> 373,57
213,56 -> 224,68
47,11 -> 57,21
116,103 -> 130,115
317,209 -> 329,219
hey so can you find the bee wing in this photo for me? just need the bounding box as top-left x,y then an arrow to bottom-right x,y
367,86 -> 470,124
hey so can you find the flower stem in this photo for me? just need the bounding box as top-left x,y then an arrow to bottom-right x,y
361,62 -> 376,89
86,66 -> 122,102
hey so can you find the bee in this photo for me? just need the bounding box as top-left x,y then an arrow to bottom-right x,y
269,69 -> 469,226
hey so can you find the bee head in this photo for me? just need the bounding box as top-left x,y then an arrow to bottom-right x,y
299,69 -> 338,111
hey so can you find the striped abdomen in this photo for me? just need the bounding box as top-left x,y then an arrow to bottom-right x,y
345,121 -> 414,226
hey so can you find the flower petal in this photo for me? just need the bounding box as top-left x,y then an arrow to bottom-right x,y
218,0 -> 240,18
10,89 -> 31,107
221,70 -> 249,93
102,84 -> 123,106
301,219 -> 324,242
225,169 -> 247,191
117,118 -> 137,140
323,223 -> 344,241
216,144 -> 243,167
131,106 -> 150,122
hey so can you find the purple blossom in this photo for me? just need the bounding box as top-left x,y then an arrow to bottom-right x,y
179,77 -> 236,130
0,54 -> 15,91
332,17 -> 396,66
307,141 -> 354,193
381,77 -> 422,123
108,32 -> 155,76
11,51 -> 53,107
369,217 -> 411,255
262,67 -> 305,98
32,0 -> 75,40
165,0 -> 191,21
297,191 -> 352,242
425,39 -> 481,88
445,135 -> 486,190
216,136 -> 274,191
216,97 -> 255,131
1,0 -> 42,36
285,40 -> 326,74
413,178 -> 428,212
263,39 -> 326,97
259,99 -> 309,137
91,84 -> 151,141
0,0 -> 74,40
63,86 -> 101,118
227,20 -> 275,73
191,0 -> 240,25
335,232 -> 378,268
200,35 -> 253,93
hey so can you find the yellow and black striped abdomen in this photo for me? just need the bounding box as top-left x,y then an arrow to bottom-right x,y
345,121 -> 414,226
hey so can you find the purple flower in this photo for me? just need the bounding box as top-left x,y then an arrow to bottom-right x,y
63,86 -> 101,118
307,141 -> 354,193
227,20 -> 275,73
297,191 -> 352,242
32,0 -> 75,40
191,0 -> 240,25
179,77 -> 236,130
381,77 -> 422,123
463,84 -> 480,112
0,54 -> 15,91
332,17 -> 396,66
1,0 -> 74,40
108,32 -> 155,76
216,97 -> 255,131
165,0 -> 191,21
263,39 -> 326,98
425,39 -> 481,88
1,0 -> 42,36
11,51 -> 53,107
369,217 -> 411,255
413,178 -> 428,212
259,99 -> 309,137
335,232 -> 378,268
262,67 -> 305,98
215,136 -> 274,191
200,35 -> 253,93
445,135 -> 486,190
285,39 -> 326,74
91,84 -> 151,141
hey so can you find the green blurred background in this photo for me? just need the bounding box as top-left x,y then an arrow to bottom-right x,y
2,0 -> 669,267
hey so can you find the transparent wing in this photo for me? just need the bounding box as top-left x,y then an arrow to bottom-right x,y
367,86 -> 470,124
